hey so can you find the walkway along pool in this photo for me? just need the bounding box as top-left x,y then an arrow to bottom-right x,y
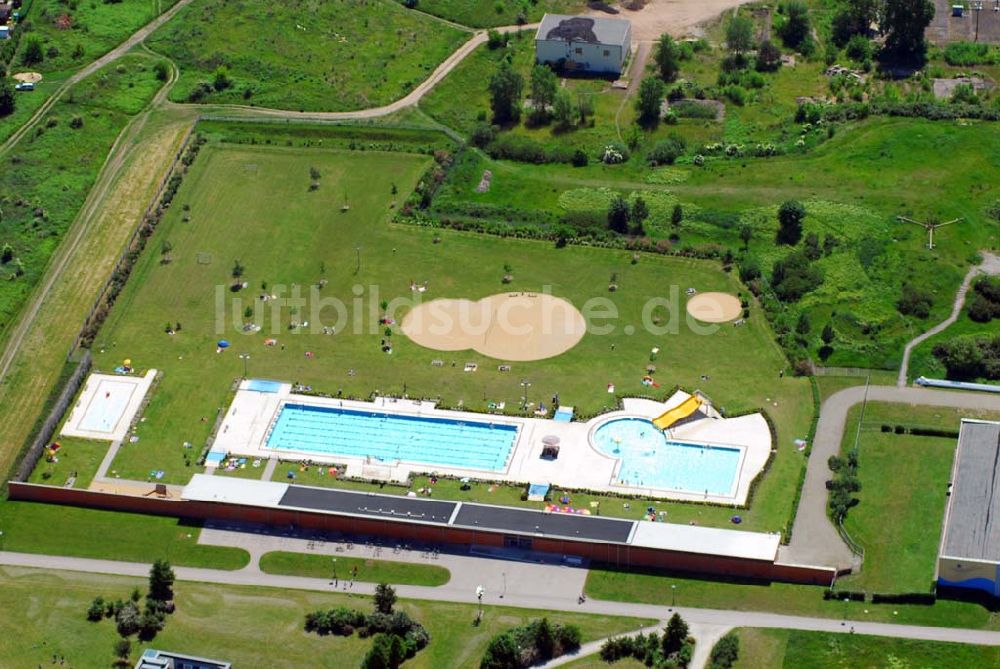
266,403 -> 519,472
591,417 -> 742,496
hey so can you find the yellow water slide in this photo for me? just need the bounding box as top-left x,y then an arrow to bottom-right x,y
652,395 -> 703,431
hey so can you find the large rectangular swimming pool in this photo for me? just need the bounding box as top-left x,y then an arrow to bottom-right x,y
266,403 -> 519,472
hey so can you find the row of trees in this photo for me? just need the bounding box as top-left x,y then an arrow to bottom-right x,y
488,60 -> 594,129
831,0 -> 936,65
480,618 -> 582,669
599,613 -> 694,668
304,584 -> 431,669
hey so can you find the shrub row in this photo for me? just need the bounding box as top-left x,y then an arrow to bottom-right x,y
797,100 -> 1000,125
871,592 -> 936,605
823,589 -> 865,601
879,424 -> 959,438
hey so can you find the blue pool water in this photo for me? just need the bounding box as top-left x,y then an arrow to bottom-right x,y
266,403 -> 518,471
592,418 -> 741,495
247,379 -> 283,393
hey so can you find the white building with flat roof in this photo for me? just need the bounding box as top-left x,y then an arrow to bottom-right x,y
535,14 -> 631,75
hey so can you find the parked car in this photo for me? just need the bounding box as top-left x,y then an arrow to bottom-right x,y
14,81 -> 34,91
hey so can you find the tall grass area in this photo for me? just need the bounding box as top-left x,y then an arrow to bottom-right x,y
393,0 -> 582,28
8,0 -> 178,75
0,53 -> 163,338
148,0 -> 469,111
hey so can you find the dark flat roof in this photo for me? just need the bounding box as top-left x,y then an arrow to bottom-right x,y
454,503 -> 634,543
279,486 -> 458,525
942,420 -> 1000,562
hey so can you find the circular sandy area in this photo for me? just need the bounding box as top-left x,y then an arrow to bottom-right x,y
686,292 -> 742,323
401,293 -> 587,361
13,72 -> 43,84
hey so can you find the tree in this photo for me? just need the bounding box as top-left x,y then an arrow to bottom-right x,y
647,135 -> 686,165
631,197 -> 649,236
778,1 -> 811,48
709,631 -> 740,669
154,61 -> 170,81
832,0 -> 880,47
87,596 -> 106,621
655,34 -> 681,82
796,312 -> 811,335
21,37 -> 44,66
115,601 -> 141,637
776,200 -> 806,245
739,224 -> 753,250
576,90 -> 594,124
881,0 -> 935,65
361,633 -> 394,669
113,639 -> 132,668
663,613 -> 689,655
0,77 -> 15,118
671,204 -> 683,226
231,259 -> 245,279
725,16 -> 755,55
480,632 -> 519,669
553,89 -> 574,128
635,77 -> 664,125
529,65 -> 558,123
213,66 -> 232,91
821,323 -> 835,345
488,61 -> 524,124
374,583 -> 397,615
756,40 -> 782,72
535,618 -> 555,661
897,282 -> 933,318
148,559 -> 175,602
607,195 -> 631,234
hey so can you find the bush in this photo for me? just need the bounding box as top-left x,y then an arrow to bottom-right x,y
778,1 -> 810,49
709,632 -> 740,669
486,29 -> 508,50
87,596 -> 106,622
871,592 -> 936,605
647,135 -> 686,165
470,123 -> 497,148
845,34 -> 872,62
944,41 -> 997,66
771,251 -> 822,302
756,40 -> 782,72
724,84 -> 747,106
897,283 -> 933,319
670,100 -> 718,119
823,589 -> 866,602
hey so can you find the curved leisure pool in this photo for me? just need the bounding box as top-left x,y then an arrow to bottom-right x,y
591,418 -> 742,496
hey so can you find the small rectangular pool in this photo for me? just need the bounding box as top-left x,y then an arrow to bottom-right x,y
266,403 -> 519,472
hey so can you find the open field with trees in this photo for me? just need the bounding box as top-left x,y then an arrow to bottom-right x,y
0,566 -> 651,668
732,627 -> 1000,668
147,0 -> 469,111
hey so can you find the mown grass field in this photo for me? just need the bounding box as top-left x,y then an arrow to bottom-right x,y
259,550 -> 451,586
148,0 -> 469,111
86,131 -> 812,537
733,627 -> 1000,669
393,0 -> 582,28
836,402 -> 1000,594
26,436 -> 109,489
0,502 -> 250,569
0,74 -> 66,144
9,0 -> 177,75
0,566 -> 652,669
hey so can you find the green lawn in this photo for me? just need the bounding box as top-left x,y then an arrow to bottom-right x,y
0,73 -> 68,144
908,309 -> 1000,384
836,402 -> 1000,594
0,53 -> 164,338
10,0 -> 177,75
259,550 -> 451,586
0,502 -> 250,569
393,0 -> 583,28
88,130 -> 812,536
26,437 -> 110,489
148,0 -> 469,111
733,628 -> 1000,669
584,566 -> 998,630
0,566 -> 653,668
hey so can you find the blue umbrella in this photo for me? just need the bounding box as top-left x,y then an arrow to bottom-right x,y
217,340 -> 230,348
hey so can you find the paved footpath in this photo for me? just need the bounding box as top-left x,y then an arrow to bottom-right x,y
4,550 -> 1000,648
783,385 -> 1000,570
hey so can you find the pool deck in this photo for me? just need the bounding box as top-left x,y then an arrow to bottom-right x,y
60,370 -> 157,442
210,381 -> 772,505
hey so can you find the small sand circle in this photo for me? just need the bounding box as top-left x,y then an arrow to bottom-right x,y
686,292 -> 742,323
401,292 -> 587,362
12,72 -> 43,84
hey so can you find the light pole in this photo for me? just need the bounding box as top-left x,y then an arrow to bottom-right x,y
842,597 -> 849,624
354,246 -> 362,275
239,353 -> 250,379
671,584 -> 677,607
501,572 -> 506,599
475,585 -> 485,624
973,1 -> 983,42
520,379 -> 531,411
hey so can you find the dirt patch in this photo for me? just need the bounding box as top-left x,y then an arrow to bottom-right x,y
587,0 -> 757,41
12,72 -> 43,84
686,292 -> 742,323
401,293 -> 587,361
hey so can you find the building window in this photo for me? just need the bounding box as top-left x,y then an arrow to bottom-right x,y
575,47 -> 582,55
603,49 -> 610,57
